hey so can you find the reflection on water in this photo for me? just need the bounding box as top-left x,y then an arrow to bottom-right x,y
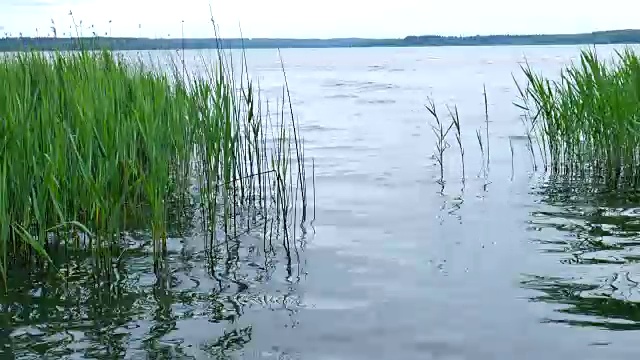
0,219 -> 307,358
522,274 -> 640,331
524,173 -> 640,331
7,44 -> 640,359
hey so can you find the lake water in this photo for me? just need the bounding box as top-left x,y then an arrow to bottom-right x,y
3,44 -> 640,359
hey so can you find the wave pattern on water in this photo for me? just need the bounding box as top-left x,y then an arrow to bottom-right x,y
322,79 -> 399,93
524,175 -> 640,330
7,44 -> 640,359
0,229 -> 309,358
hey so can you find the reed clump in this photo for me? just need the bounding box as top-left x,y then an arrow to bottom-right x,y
425,89 -> 492,187
0,49 -> 308,283
518,47 -> 640,183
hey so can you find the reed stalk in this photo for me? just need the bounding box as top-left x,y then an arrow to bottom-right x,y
0,46 -> 310,285
426,98 -> 454,185
517,47 -> 640,185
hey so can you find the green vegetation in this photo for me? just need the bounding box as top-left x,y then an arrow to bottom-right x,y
423,46 -> 640,190
517,47 -> 640,183
424,90 -> 489,188
0,48 -> 308,285
404,30 -> 640,47
3,29 -> 640,51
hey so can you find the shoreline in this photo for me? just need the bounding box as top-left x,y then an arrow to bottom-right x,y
2,29 -> 640,52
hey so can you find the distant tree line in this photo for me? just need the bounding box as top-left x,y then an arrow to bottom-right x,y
403,30 -> 640,46
2,30 -> 640,52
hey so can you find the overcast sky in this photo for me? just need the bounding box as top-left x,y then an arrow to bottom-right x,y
1,0 -> 639,39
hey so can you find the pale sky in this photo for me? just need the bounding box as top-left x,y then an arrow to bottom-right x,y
1,0 -> 639,39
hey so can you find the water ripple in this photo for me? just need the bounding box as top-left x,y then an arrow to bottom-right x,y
322,79 -> 400,93
525,175 -> 640,330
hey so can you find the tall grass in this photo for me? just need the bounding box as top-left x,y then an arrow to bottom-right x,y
0,48 -> 309,284
425,90 -> 490,186
517,47 -> 640,184
425,98 -> 454,185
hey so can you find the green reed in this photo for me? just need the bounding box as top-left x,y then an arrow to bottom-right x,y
425,91 -> 492,186
0,48 -> 308,284
425,98 -> 454,185
517,47 -> 640,183
447,104 -> 465,180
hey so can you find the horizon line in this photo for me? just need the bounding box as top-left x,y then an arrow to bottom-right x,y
1,28 -> 639,41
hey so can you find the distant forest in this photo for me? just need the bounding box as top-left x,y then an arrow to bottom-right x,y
2,30 -> 640,51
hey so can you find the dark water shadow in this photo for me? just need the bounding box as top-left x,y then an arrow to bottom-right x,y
523,172 -> 640,330
0,211 -> 308,359
521,274 -> 640,331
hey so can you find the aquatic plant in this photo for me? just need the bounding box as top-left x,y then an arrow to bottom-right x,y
425,89 -> 492,185
469,85 -> 491,179
483,85 -> 490,171
517,47 -> 640,185
0,47 -> 308,284
425,98 -> 454,185
447,104 -> 465,180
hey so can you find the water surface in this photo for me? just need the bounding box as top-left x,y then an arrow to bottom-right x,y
3,44 -> 640,359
